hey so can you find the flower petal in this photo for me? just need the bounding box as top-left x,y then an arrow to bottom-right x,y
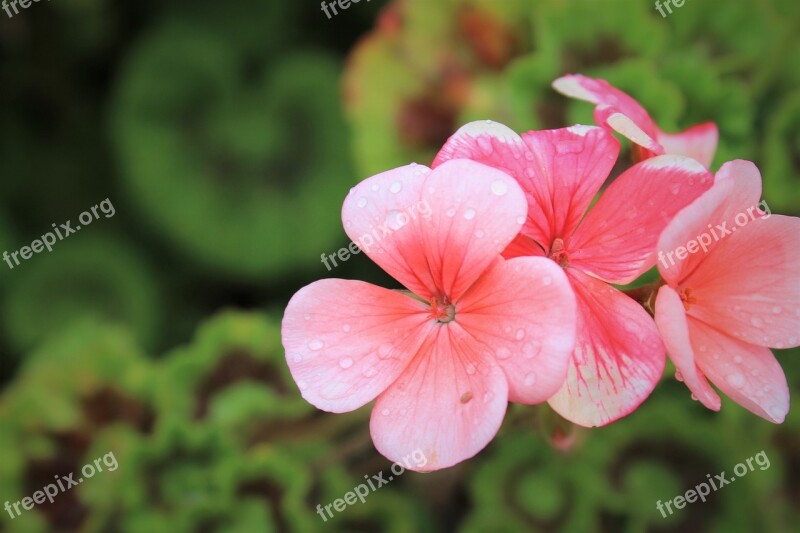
517,126 -> 620,251
547,269 -> 665,427
457,257 -> 576,404
657,160 -> 763,286
683,215 -> 800,349
657,122 -> 718,168
370,323 -> 508,471
283,279 -> 429,413
569,155 -> 714,284
654,286 -> 721,410
432,120 -> 531,178
690,318 -> 789,424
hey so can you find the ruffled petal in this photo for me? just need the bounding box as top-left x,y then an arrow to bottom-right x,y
283,279 -> 430,413
654,286 -> 721,410
457,257 -> 576,404
569,155 -> 714,284
690,318 -> 790,423
518,126 -> 620,251
342,159 -> 528,301
657,122 -> 718,168
370,322 -> 508,471
657,160 -> 764,286
547,269 -> 666,427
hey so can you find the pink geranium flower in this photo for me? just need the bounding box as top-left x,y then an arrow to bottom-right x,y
553,74 -> 719,168
282,158 -> 577,470
433,121 -> 714,426
654,160 -> 800,423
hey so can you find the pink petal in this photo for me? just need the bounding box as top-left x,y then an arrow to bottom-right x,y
432,120 -> 532,178
342,159 -> 527,301
553,74 -> 661,152
569,155 -> 714,284
653,286 -> 721,410
683,215 -> 800,349
370,323 -> 508,471
457,257 -> 576,404
502,232 -> 546,259
518,126 -> 620,251
689,318 -> 789,424
283,279 -> 430,413
657,122 -> 719,169
547,269 -> 666,427
657,160 -> 763,286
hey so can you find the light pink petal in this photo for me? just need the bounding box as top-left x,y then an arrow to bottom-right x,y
518,126 -> 620,251
432,120 -> 531,178
370,323 -> 508,471
342,159 -> 527,301
282,279 -> 430,413
547,269 -> 665,427
690,318 -> 789,423
553,74 -> 661,151
657,122 -> 718,168
457,257 -> 576,404
595,106 -> 663,156
654,286 -> 721,410
657,160 -> 764,286
683,215 -> 800,349
569,155 -> 714,284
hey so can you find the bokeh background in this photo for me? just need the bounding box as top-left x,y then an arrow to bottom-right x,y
0,0 -> 798,531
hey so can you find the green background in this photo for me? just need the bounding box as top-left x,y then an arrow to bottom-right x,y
0,0 -> 798,531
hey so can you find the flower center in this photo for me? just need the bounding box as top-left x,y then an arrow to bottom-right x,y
549,238 -> 569,268
679,287 -> 698,311
428,296 -> 456,323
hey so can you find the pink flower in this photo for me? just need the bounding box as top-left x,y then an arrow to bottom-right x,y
552,74 -> 719,168
433,121 -> 714,426
282,159 -> 577,471
654,160 -> 800,423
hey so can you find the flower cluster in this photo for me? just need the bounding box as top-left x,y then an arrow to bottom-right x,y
282,74 -> 800,471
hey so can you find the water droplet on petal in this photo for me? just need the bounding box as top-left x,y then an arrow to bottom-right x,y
308,339 -> 324,351
381,408 -> 391,416
515,329 -> 525,340
378,344 -> 392,359
516,216 -> 526,225
522,342 -> 539,359
675,370 -> 684,382
357,197 -> 368,208
768,405 -> 785,421
363,366 -> 377,378
733,355 -> 743,364
371,183 -> 380,192
390,181 -> 402,194
482,392 -> 494,403
303,314 -> 311,321
339,358 -> 354,369
751,316 -> 764,328
772,305 -> 782,314
465,363 -> 476,375
463,208 -> 476,220
297,380 -> 307,390
293,354 -> 302,363
446,207 -> 457,218
343,324 -> 351,333
475,229 -> 485,238
542,276 -> 552,286
496,347 -> 511,360
387,209 -> 407,230
524,372 -> 536,386
491,180 -> 508,196
690,393 -> 698,401
726,373 -> 746,389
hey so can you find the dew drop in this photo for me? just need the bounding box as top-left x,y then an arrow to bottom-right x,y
303,314 -> 311,321
343,324 -> 351,333
690,393 -> 698,401
357,197 -> 368,208
542,276 -> 553,286
515,328 -> 526,341
339,357 -> 354,369
768,405 -> 785,421
726,373 -> 746,389
293,354 -> 302,363
389,181 -> 402,194
675,370 -> 684,382
482,392 -> 494,403
522,342 -> 539,359
386,209 -> 407,230
750,316 -> 764,328
371,183 -> 380,192
733,355 -> 743,364
475,229 -> 485,238
446,207 -> 457,218
297,380 -> 307,390
772,305 -> 782,314
308,339 -> 324,351
363,367 -> 378,378
378,344 -> 392,359
491,180 -> 509,196
516,216 -> 526,225
504,325 -> 512,334
381,408 -> 391,416
496,347 -> 511,360
463,208 -> 476,220
524,372 -> 536,386
465,363 -> 476,375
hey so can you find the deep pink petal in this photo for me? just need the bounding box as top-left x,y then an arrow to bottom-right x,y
501,233 -> 546,259
457,257 -> 576,404
690,318 -> 790,423
518,126 -> 620,251
283,279 -> 429,413
654,286 -> 721,410
657,160 -> 764,286
657,122 -> 718,168
342,159 -> 527,301
553,74 -> 661,150
569,155 -> 714,284
432,120 -> 532,177
547,269 -> 665,427
683,215 -> 800,349
370,323 -> 508,471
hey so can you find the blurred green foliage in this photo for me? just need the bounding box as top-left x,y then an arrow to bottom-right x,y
0,0 -> 798,531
